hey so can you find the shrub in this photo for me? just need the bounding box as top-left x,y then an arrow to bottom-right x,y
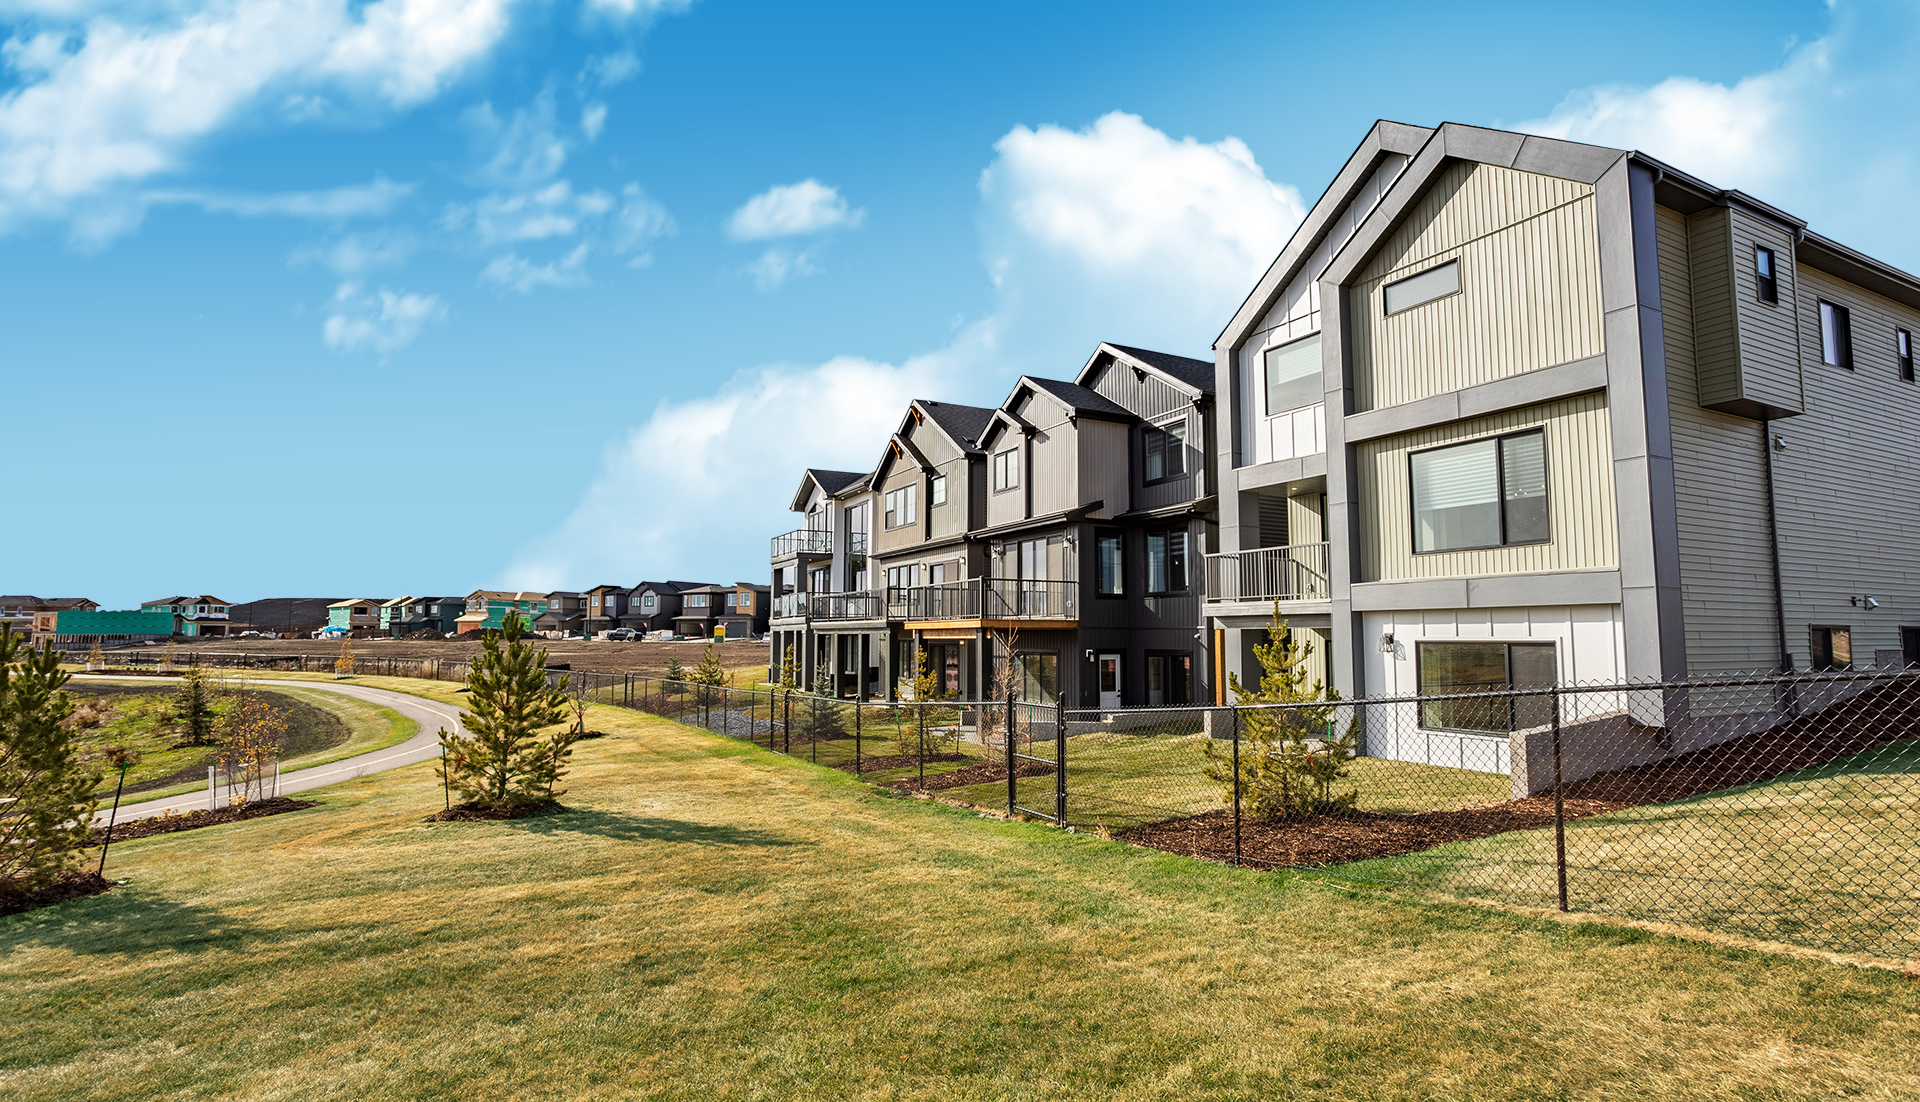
173,661 -> 219,747
1203,604 -> 1359,821
0,624 -> 103,899
437,613 -> 574,812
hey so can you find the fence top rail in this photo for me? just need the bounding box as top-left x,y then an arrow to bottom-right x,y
1229,666 -> 1920,712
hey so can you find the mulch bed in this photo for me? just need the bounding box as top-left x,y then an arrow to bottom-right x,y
0,873 -> 115,917
896,757 -> 1057,793
92,797 -> 318,844
1122,796 -> 1630,870
832,752 -> 967,776
426,798 -> 567,822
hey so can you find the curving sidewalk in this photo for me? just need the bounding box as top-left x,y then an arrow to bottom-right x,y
75,676 -> 469,824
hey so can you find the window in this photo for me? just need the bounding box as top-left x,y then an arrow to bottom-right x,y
1263,333 -> 1322,416
724,592 -> 737,610
930,474 -> 948,506
1810,626 -> 1852,671
993,448 -> 1020,491
1819,300 -> 1853,368
1902,627 -> 1920,669
1147,530 -> 1188,594
1900,329 -> 1913,382
1096,533 -> 1123,597
1754,246 -> 1778,304
1417,641 -> 1557,733
884,485 -> 917,529
1143,419 -> 1188,481
1384,259 -> 1461,315
1146,653 -> 1192,707
1016,652 -> 1060,705
643,594 -> 656,609
928,562 -> 947,585
685,594 -> 708,609
1410,429 -> 1549,553
885,564 -> 919,591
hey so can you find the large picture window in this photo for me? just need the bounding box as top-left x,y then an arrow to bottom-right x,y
1263,333 -> 1322,416
1147,530 -> 1187,594
1410,429 -> 1549,553
1143,419 -> 1188,481
1417,641 -> 1556,733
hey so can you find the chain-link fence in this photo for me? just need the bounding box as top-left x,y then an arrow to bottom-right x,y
124,650 -> 1920,961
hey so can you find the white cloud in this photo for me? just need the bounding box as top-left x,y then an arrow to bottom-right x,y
322,280 -> 445,355
507,111 -> 1307,586
581,101 -> 608,141
0,0 -> 518,235
582,0 -> 695,18
742,245 -> 821,291
726,179 -> 864,240
148,176 -> 413,219
289,229 -> 417,274
481,242 -> 590,294
611,182 -> 673,262
581,49 -> 639,88
461,93 -> 571,190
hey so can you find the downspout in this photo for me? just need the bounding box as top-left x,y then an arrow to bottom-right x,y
1761,418 -> 1790,672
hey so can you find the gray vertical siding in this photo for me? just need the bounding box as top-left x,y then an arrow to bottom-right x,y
1089,359 -> 1189,420
1686,205 -> 1805,417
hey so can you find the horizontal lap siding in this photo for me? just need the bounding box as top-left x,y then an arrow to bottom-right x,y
1352,163 -> 1603,412
1657,205 -> 1780,674
1356,392 -> 1616,582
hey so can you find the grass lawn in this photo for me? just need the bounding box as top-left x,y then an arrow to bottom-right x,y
4,685 -> 1919,1100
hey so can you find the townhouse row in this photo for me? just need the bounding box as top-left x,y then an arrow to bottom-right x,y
772,119 -> 1920,771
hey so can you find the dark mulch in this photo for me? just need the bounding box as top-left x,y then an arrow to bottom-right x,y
0,873 -> 115,917
426,798 -> 567,822
92,797 -> 318,843
1122,795 -> 1631,870
897,757 -> 1057,792
833,752 -> 968,775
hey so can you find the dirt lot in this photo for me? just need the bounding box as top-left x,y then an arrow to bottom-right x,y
162,636 -> 772,680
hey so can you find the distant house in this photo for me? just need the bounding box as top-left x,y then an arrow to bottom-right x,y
454,591 -> 550,634
716,583 -> 772,640
672,585 -> 733,638
139,595 -> 233,637
621,581 -> 710,634
535,592 -> 587,637
326,599 -> 387,636
3,596 -> 98,636
379,596 -> 462,637
35,608 -> 174,649
227,598 -> 341,637
583,584 -> 631,636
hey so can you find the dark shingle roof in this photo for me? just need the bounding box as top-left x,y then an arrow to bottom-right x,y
1108,344 -> 1215,393
1023,378 -> 1135,421
808,469 -> 869,496
916,401 -> 998,453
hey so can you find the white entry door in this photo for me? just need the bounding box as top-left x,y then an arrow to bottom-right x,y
1097,653 -> 1123,710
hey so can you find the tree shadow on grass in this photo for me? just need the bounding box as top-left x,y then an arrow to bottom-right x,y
507,809 -> 809,848
0,888 -> 261,956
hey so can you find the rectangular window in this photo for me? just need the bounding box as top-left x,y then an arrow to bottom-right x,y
993,448 -> 1020,491
1143,419 -> 1188,481
1410,429 -> 1549,553
885,564 -> 919,591
1263,333 -> 1322,416
1819,300 -> 1853,368
884,485 -> 917,529
1146,653 -> 1193,707
1096,533 -> 1123,596
1902,627 -> 1920,669
1810,626 -> 1852,671
930,474 -> 947,506
1754,245 -> 1778,304
1146,530 -> 1188,594
725,592 -> 737,609
928,562 -> 947,585
685,594 -> 707,609
1417,641 -> 1557,733
1900,329 -> 1913,382
1016,652 -> 1060,705
643,594 -> 656,609
1383,259 -> 1461,315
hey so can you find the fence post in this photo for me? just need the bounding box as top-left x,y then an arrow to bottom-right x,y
1552,686 -> 1568,912
783,690 -> 791,754
1232,706 -> 1242,867
855,698 -> 862,774
917,704 -> 927,789
1004,690 -> 1016,816
1054,701 -> 1067,824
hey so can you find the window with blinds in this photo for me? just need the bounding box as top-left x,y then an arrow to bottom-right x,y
1262,333 -> 1322,416
1409,428 -> 1549,553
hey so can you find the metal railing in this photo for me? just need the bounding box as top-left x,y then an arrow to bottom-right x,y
770,528 -> 833,558
771,592 -> 808,620
809,591 -> 886,621
892,578 -> 1079,621
1204,541 -> 1329,603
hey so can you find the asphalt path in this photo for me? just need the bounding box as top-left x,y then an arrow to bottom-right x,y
74,675 -> 467,824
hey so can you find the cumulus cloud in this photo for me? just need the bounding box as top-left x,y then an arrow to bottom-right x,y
322,280 -> 445,355
726,179 -> 864,240
289,229 -> 418,274
0,0 -> 516,236
506,111 -> 1308,586
741,245 -> 821,291
481,242 -> 590,294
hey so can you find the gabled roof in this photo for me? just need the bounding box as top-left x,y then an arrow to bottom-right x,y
584,583 -> 631,594
142,595 -> 228,606
1100,344 -> 1215,394
328,598 -> 384,608
914,400 -> 997,454
631,580 -> 712,595
378,596 -> 414,608
790,468 -> 871,512
1022,377 -> 1135,421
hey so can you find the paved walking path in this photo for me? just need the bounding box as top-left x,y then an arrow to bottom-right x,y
75,676 -> 467,824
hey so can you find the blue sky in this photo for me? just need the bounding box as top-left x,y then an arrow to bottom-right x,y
2,0 -> 1910,607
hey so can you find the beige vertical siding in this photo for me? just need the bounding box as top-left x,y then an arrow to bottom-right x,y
1657,204 -> 1782,673
1350,162 -> 1604,412
1287,491 -> 1323,545
1355,392 -> 1616,582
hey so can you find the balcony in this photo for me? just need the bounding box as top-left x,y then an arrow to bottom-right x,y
894,579 -> 1079,626
772,591 -> 808,620
771,528 -> 833,559
809,591 -> 886,621
1204,542 -> 1330,604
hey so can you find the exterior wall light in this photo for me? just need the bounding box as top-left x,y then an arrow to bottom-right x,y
1380,631 -> 1396,653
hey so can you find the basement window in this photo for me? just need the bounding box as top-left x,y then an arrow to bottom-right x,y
1383,260 -> 1461,315
1755,246 -> 1778,305
1417,641 -> 1557,733
1810,626 -> 1852,671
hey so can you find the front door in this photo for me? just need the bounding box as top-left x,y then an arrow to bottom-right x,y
1098,653 -> 1123,710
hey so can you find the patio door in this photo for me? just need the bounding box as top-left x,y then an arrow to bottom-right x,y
1098,653 -> 1123,710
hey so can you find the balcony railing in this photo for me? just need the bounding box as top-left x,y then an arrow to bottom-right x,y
809,591 -> 886,621
892,578 -> 1079,622
1204,542 -> 1330,603
771,528 -> 833,559
772,592 -> 808,620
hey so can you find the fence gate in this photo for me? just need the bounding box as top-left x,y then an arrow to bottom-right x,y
1005,696 -> 1066,823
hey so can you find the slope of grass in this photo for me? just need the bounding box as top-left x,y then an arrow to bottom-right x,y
4,688 -> 1919,1100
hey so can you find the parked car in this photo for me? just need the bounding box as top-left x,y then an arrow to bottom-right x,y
607,628 -> 637,641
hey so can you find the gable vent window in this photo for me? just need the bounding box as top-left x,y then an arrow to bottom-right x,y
1899,329 -> 1913,382
1754,246 -> 1778,304
1383,259 -> 1461,315
1819,300 -> 1854,369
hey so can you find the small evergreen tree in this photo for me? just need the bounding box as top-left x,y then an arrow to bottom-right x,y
437,612 -> 574,811
664,654 -> 685,682
1204,604 -> 1358,820
688,644 -> 726,708
173,660 -> 219,747
796,670 -> 846,740
0,624 -> 102,898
